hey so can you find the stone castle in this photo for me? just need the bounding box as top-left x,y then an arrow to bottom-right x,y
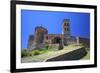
27,19 -> 77,50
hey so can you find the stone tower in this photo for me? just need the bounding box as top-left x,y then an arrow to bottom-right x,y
27,35 -> 34,50
34,26 -> 48,49
27,26 -> 48,50
62,19 -> 70,45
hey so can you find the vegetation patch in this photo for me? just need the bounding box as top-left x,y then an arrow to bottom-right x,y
21,48 -> 54,58
21,49 -> 31,58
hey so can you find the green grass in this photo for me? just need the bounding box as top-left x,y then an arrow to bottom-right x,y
31,49 -> 51,55
21,45 -> 61,58
21,48 -> 54,58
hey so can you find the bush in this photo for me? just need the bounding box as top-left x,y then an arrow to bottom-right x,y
31,49 -> 50,56
33,50 -> 40,55
48,46 -> 53,50
45,45 -> 49,49
58,43 -> 64,50
21,49 -> 34,57
21,50 -> 29,57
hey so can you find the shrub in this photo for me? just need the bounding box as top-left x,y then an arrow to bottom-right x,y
33,50 -> 40,55
58,43 -> 64,50
21,50 -> 29,57
48,46 -> 53,50
21,49 -> 33,57
45,45 -> 49,49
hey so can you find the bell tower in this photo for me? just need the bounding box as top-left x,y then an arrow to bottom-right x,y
62,19 -> 70,45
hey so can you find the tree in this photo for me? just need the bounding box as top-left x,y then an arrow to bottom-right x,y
58,40 -> 64,50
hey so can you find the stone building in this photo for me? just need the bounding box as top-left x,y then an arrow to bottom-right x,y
27,19 -> 76,50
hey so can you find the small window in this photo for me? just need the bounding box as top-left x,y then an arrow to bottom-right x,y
64,23 -> 67,26
67,23 -> 69,26
64,28 -> 66,31
67,28 -> 69,31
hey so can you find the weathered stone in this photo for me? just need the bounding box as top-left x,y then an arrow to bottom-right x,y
27,19 -> 79,50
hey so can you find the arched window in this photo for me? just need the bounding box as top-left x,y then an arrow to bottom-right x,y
67,28 -> 69,31
64,28 -> 66,31
64,23 -> 67,26
67,23 -> 69,26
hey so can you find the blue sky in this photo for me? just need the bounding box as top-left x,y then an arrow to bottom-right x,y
21,10 -> 90,48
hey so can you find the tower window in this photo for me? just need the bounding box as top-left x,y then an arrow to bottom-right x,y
64,23 -> 67,26
67,23 -> 69,26
64,28 -> 66,31
67,28 -> 69,31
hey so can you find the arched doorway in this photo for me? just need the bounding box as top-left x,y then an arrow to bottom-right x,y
52,37 -> 64,50
52,37 -> 61,44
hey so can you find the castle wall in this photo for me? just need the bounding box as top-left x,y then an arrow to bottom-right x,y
44,34 -> 64,44
27,19 -> 71,50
